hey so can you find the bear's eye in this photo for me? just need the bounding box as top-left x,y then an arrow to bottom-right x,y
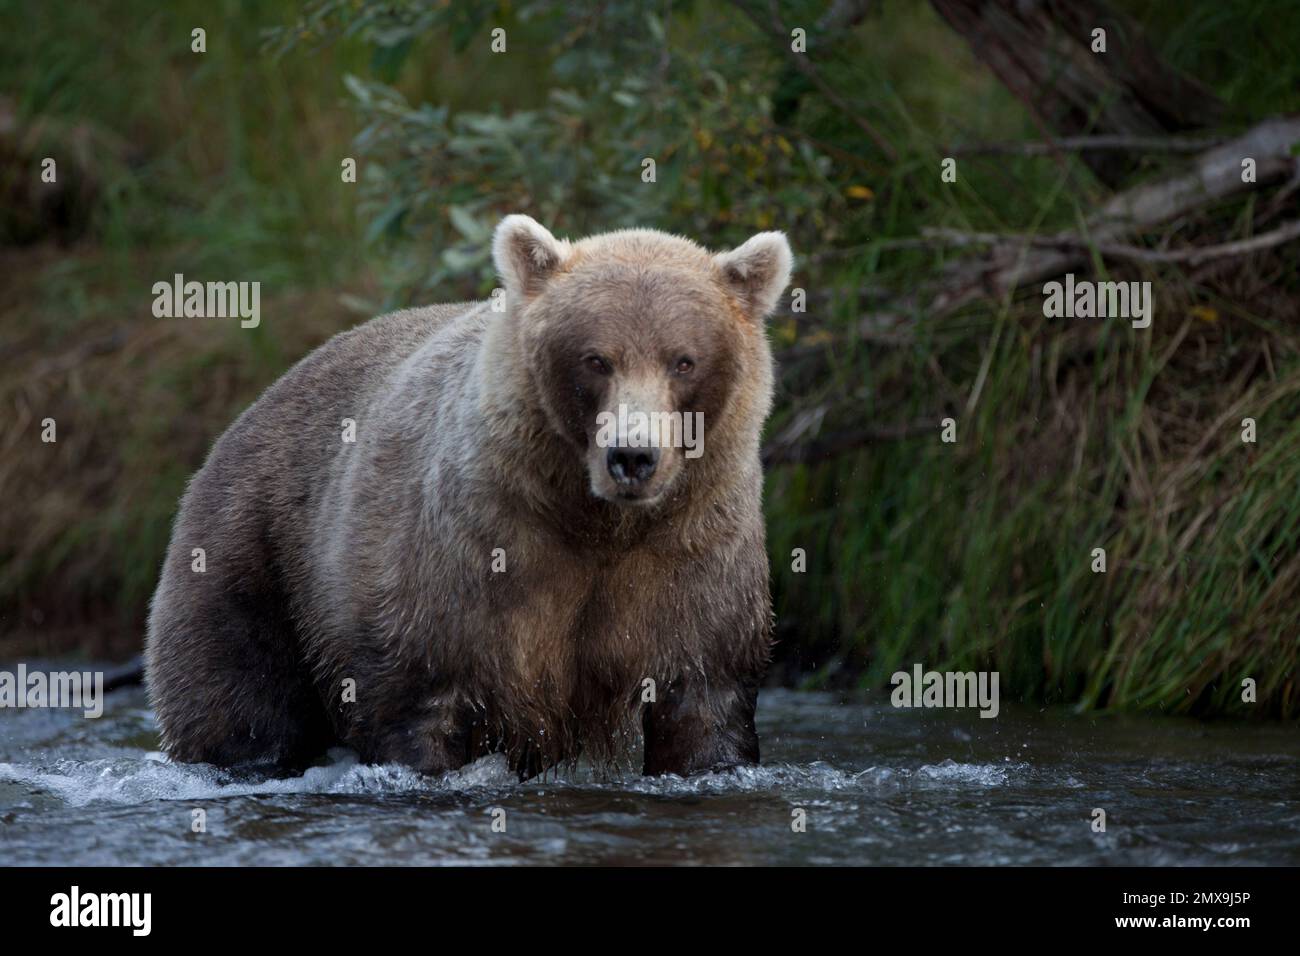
583,354 -> 612,375
674,357 -> 695,375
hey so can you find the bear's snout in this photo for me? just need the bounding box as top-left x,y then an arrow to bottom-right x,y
607,445 -> 660,488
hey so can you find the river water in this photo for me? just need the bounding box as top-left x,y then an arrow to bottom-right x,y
1,682 -> 1297,865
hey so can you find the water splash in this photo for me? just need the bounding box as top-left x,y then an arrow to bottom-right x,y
0,749 -> 1020,809
3,685 -> 1296,865
0,749 -> 527,807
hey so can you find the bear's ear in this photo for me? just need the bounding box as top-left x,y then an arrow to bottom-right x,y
713,231 -> 794,322
493,214 -> 569,301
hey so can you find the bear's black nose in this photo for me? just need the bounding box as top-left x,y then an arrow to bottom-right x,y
607,446 -> 659,485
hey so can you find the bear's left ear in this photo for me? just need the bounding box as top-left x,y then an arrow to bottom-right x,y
713,231 -> 794,322
493,214 -> 570,302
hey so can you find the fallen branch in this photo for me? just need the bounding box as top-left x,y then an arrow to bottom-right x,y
762,419 -> 935,467
946,134 -> 1225,157
770,115 -> 1300,468
103,655 -> 145,692
920,219 -> 1300,266
924,115 -> 1300,317
789,115 -> 1300,356
930,0 -> 1224,187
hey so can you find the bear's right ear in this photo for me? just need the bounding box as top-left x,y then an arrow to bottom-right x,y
713,231 -> 794,322
493,214 -> 569,302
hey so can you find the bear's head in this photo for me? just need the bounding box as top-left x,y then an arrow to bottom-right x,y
491,214 -> 792,508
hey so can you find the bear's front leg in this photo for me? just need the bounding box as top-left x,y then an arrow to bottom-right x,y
354,699 -> 471,777
642,677 -> 760,776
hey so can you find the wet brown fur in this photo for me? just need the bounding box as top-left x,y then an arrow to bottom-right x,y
145,217 -> 792,779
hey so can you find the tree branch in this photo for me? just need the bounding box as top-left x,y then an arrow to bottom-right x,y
946,133 -> 1225,157
762,419 -> 936,467
929,0 -> 1224,187
920,219 -> 1300,266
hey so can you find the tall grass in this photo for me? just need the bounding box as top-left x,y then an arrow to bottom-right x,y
1,0 -> 1297,718
0,0 -> 372,651
759,1 -> 1300,716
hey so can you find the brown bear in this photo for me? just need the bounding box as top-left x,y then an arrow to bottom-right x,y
145,215 -> 792,779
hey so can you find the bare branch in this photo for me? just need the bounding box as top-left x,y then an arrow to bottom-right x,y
762,419 -> 936,467
919,220 -> 1300,266
771,117 -> 1300,468
930,0 -> 1224,186
946,134 -> 1226,157
921,116 -> 1300,318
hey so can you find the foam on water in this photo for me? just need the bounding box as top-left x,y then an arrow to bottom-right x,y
0,749 -> 526,807
617,757 -> 1024,795
3,685 -> 1297,864
0,746 -> 1019,808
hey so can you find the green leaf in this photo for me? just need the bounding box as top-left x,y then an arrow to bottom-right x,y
448,205 -> 487,241
365,200 -> 407,243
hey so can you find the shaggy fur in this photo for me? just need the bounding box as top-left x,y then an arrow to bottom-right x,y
145,215 -> 792,778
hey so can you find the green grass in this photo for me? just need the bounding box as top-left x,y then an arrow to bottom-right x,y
758,1 -> 1300,716
1,0 -> 1297,716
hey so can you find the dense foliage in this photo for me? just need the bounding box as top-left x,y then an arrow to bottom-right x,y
3,1 -> 1298,716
